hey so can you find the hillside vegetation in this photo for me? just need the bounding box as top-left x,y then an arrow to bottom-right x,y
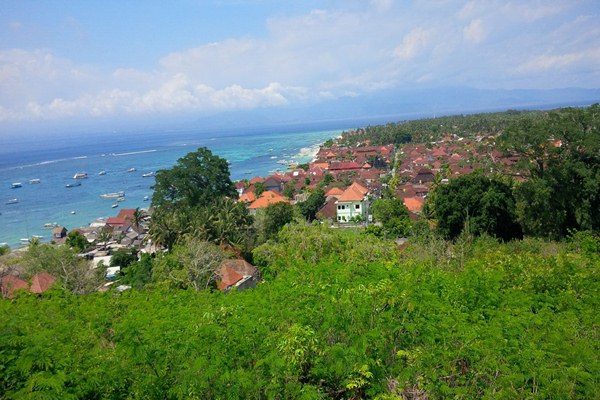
1,224 -> 599,399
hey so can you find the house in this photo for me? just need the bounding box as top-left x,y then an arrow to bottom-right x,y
1,275 -> 28,298
263,175 -> 285,193
238,191 -> 257,204
30,272 -> 56,294
325,186 -> 344,200
404,197 -> 425,213
411,168 -> 436,185
217,259 -> 259,292
247,191 -> 290,213
53,226 -> 67,239
335,182 -> 370,223
316,197 -> 338,220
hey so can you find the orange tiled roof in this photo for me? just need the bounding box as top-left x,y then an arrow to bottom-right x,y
337,182 -> 369,202
404,197 -> 424,213
248,191 -> 290,209
326,187 -> 344,197
238,192 -> 256,203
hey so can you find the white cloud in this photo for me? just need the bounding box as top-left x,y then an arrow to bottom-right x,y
463,19 -> 486,44
393,28 -> 432,60
1,1 -> 599,123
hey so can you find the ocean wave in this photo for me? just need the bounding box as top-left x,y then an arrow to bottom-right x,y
294,143 -> 321,162
111,149 -> 157,157
2,155 -> 89,171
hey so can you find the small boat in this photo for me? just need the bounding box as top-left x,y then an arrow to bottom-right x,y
111,204 -> 119,208
70,211 -> 76,214
142,171 -> 155,177
29,178 -> 41,184
116,197 -> 126,202
73,172 -> 88,179
98,170 -> 106,176
100,191 -> 125,199
143,195 -> 149,201
65,182 -> 81,188
20,238 -> 30,244
5,198 -> 18,205
11,182 -> 22,189
32,235 -> 43,239
42,223 -> 58,229
127,167 -> 136,172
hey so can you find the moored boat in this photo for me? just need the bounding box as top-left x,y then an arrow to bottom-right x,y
65,182 -> 82,188
143,195 -> 149,201
111,204 -> 119,208
73,172 -> 88,179
100,191 -> 125,199
29,178 -> 41,184
6,198 -> 18,205
116,197 -> 126,202
127,167 -> 136,172
142,171 -> 155,177
11,182 -> 22,189
98,170 -> 106,176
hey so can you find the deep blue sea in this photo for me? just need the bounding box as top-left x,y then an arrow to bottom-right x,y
0,125 -> 344,248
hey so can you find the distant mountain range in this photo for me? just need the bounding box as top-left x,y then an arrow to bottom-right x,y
6,86 -> 599,139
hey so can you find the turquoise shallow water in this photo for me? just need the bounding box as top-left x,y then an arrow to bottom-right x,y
0,126 -> 343,248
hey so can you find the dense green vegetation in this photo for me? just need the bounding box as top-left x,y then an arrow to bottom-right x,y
2,105 -> 600,399
339,109 -> 545,146
1,224 -> 599,399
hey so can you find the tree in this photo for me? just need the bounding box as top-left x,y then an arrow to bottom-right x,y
254,182 -> 266,197
371,197 -> 412,237
433,173 -> 522,241
152,238 -> 225,291
501,104 -> 600,238
66,230 -> 88,253
96,228 -> 112,250
22,244 -> 102,294
110,248 -> 138,269
255,202 -> 295,243
298,188 -> 325,221
152,147 -> 236,210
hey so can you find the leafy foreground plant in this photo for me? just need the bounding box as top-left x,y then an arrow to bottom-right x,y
1,227 -> 598,399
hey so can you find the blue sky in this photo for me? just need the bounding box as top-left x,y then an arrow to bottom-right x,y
1,0 -> 599,132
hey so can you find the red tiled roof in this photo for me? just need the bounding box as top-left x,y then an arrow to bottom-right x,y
30,272 -> 55,294
329,161 -> 362,171
249,176 -> 265,184
217,259 -> 258,291
1,275 -> 29,298
117,209 -> 136,220
106,217 -> 127,226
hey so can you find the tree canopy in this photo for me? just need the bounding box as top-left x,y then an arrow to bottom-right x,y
152,147 -> 237,210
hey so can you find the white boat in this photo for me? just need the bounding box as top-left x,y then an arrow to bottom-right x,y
127,167 -> 136,172
11,182 -> 22,189
143,195 -> 149,201
73,172 -> 88,179
42,223 -> 58,229
32,235 -> 43,239
116,197 -> 125,202
29,179 -> 41,184
5,198 -> 18,205
20,238 -> 30,244
142,171 -> 155,177
111,204 -> 119,208
100,191 -> 125,199
70,211 -> 76,214
98,170 -> 106,176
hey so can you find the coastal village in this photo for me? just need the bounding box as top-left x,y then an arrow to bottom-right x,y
1,128 -> 526,298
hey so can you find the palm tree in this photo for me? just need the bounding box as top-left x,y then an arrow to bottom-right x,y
131,207 -> 145,232
96,228 -> 112,250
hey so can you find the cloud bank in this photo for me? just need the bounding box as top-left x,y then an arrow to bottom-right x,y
1,0 -> 599,123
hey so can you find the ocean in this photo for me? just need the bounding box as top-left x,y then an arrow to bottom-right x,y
0,125 -> 344,248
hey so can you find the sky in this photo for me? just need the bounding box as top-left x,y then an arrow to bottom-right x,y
1,0 -> 599,134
